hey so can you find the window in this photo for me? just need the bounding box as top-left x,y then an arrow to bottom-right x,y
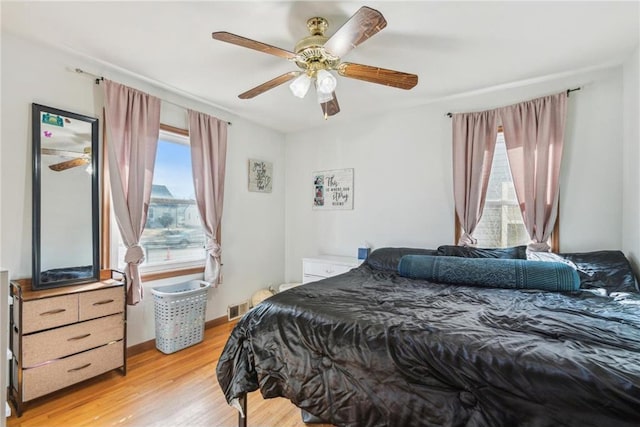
472,131 -> 529,248
113,126 -> 206,276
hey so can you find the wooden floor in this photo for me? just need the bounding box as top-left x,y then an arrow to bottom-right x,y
7,321 -> 334,427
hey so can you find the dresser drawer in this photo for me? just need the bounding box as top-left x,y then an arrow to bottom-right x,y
79,287 -> 124,321
302,274 -> 325,284
303,261 -> 353,278
22,340 -> 124,401
22,294 -> 78,334
22,314 -> 124,367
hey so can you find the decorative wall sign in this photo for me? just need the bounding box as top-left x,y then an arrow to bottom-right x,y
248,159 -> 273,193
312,168 -> 353,210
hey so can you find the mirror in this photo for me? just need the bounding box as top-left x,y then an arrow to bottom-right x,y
32,103 -> 99,289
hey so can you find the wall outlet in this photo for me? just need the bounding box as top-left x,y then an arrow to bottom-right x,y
227,300 -> 250,321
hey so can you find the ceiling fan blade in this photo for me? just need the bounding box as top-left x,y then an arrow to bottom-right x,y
323,6 -> 387,59
321,92 -> 340,118
338,62 -> 418,90
42,147 -> 84,158
212,31 -> 297,60
239,71 -> 300,99
49,157 -> 89,172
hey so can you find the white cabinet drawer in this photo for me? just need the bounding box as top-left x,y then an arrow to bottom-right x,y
22,314 -> 124,367
303,261 -> 352,278
22,294 -> 78,334
22,340 -> 124,401
302,255 -> 362,284
302,274 -> 324,284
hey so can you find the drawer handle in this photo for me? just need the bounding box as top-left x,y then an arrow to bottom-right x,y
93,299 -> 114,306
67,333 -> 91,341
40,308 -> 66,316
68,363 -> 91,373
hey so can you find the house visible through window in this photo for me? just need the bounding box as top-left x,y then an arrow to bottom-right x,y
473,131 -> 529,248
115,128 -> 206,273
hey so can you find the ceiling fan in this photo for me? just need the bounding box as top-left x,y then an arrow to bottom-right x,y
42,147 -> 91,172
212,6 -> 418,119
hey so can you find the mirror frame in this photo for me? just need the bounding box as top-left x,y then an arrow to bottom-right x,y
32,103 -> 100,289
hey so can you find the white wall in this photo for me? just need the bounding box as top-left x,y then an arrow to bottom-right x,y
284,104 -> 452,280
0,33 -> 286,346
284,66 -> 626,281
622,45 -> 640,275
1,31 -> 635,350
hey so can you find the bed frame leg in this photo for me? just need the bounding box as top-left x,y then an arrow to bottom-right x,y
238,394 -> 247,427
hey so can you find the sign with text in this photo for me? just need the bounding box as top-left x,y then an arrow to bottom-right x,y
248,159 -> 273,193
313,168 -> 353,210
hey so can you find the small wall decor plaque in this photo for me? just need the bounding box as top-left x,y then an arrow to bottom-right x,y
248,159 -> 273,193
313,168 -> 353,210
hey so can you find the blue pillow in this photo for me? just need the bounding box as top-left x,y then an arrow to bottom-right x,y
398,255 -> 580,292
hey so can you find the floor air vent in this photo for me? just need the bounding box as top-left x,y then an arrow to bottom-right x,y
227,300 -> 250,321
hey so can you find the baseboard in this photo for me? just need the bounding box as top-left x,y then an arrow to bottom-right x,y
204,315 -> 233,330
126,314 -> 231,357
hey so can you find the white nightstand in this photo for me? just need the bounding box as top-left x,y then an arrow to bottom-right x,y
302,255 -> 363,284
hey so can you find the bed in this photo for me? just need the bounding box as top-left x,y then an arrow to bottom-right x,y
216,246 -> 640,426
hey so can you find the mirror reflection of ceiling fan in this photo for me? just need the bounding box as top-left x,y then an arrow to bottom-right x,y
212,6 -> 418,119
42,147 -> 91,172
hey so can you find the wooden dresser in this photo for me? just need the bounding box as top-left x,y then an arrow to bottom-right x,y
9,277 -> 126,416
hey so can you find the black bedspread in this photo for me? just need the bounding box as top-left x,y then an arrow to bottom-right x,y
217,248 -> 640,426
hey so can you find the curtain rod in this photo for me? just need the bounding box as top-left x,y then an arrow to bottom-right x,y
74,68 -> 232,125
444,87 -> 581,118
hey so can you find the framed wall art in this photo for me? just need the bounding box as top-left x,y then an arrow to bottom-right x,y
313,168 -> 353,210
248,159 -> 273,193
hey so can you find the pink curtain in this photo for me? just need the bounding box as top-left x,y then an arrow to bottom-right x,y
500,92 -> 568,252
103,80 -> 161,305
452,110 -> 499,245
188,110 -> 228,284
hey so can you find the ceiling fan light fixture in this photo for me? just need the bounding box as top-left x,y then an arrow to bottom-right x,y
289,73 -> 311,98
315,69 -> 337,94
212,7 -> 417,119
316,89 -> 334,104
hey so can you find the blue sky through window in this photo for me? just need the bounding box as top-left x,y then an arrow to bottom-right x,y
154,139 -> 195,199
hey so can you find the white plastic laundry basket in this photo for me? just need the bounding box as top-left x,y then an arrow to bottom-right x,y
151,280 -> 211,354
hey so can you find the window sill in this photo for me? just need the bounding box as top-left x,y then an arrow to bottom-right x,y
141,265 -> 205,282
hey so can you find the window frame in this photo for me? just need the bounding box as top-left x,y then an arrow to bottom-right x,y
101,123 -> 215,281
454,213 -> 559,252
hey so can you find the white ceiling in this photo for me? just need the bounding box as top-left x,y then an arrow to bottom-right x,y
2,1 -> 639,134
